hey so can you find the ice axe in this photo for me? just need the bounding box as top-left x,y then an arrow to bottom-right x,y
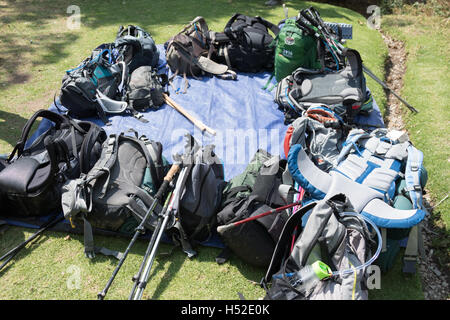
163,93 -> 217,136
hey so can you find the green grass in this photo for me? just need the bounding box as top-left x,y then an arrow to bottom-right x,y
381,12 -> 450,271
0,0 -> 445,300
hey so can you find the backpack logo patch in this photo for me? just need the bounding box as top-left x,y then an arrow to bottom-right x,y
282,49 -> 293,58
285,36 -> 295,46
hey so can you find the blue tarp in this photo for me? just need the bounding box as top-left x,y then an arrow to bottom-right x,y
11,44 -> 385,248
36,44 -> 384,179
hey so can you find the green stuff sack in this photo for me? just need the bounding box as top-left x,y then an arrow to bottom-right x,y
273,19 -> 321,82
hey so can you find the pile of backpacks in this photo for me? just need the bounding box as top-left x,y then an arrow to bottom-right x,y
0,6 -> 428,301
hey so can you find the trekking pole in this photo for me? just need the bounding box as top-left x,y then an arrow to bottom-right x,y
97,163 -> 180,300
128,190 -> 173,299
299,9 -> 342,63
297,11 -> 419,114
216,200 -> 303,234
362,65 -> 419,113
0,215 -> 64,273
130,165 -> 190,300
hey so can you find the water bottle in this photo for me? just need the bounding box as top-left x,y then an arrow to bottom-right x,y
290,261 -> 332,293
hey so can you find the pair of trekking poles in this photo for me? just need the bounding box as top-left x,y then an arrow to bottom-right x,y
295,6 -> 418,114
98,161 -> 189,300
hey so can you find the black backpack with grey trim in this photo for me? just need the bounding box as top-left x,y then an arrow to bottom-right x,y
216,150 -> 295,268
212,13 -> 280,73
0,110 -> 106,218
61,131 -> 169,258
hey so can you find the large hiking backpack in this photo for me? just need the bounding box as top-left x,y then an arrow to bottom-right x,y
272,18 -> 321,82
212,13 -> 280,73
287,128 -> 428,273
59,44 -> 127,123
275,48 -> 373,124
263,194 -> 376,300
0,110 -> 106,217
61,132 -> 169,258
114,25 -> 160,73
171,134 -> 226,257
165,17 -> 236,93
283,105 -> 349,172
216,150 -> 295,268
127,66 -> 168,111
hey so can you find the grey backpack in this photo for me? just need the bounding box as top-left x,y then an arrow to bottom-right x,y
127,66 -> 168,111
275,48 -> 373,124
61,132 -> 168,258
284,105 -> 348,172
263,194 -> 375,300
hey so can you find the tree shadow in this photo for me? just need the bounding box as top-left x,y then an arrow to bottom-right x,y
0,0 -> 79,89
0,110 -> 29,149
0,0 -> 360,92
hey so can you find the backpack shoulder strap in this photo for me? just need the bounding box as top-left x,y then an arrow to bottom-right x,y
255,16 -> 280,36
405,144 -> 425,210
8,110 -> 69,161
84,134 -> 120,197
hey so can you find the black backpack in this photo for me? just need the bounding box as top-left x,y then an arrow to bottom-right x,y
0,110 -> 106,217
216,151 -> 295,268
212,13 -> 280,73
115,25 -> 160,73
171,134 -> 226,257
61,131 -> 169,258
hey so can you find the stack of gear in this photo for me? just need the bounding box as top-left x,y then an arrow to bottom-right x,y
0,110 -> 106,217
286,127 -> 428,273
262,194 -> 380,300
0,5 -> 427,301
60,25 -> 166,123
216,149 -> 295,268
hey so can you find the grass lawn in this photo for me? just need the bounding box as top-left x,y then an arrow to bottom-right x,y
382,12 -> 450,269
0,0 -> 446,300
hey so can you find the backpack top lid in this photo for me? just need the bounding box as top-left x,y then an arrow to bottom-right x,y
115,25 -> 160,73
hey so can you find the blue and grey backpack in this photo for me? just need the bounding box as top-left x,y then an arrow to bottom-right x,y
287,127 -> 428,273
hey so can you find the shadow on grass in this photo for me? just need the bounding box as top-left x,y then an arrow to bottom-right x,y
0,0 -> 359,90
0,110 -> 29,148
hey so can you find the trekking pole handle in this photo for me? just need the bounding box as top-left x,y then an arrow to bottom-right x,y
164,164 -> 180,182
154,164 -> 180,201
300,9 -> 320,29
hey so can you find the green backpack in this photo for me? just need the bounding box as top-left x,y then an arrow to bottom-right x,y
272,18 -> 321,82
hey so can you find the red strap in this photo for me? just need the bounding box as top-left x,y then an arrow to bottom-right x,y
284,126 -> 294,158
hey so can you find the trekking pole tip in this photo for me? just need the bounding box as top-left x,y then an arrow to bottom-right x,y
217,224 -> 234,234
